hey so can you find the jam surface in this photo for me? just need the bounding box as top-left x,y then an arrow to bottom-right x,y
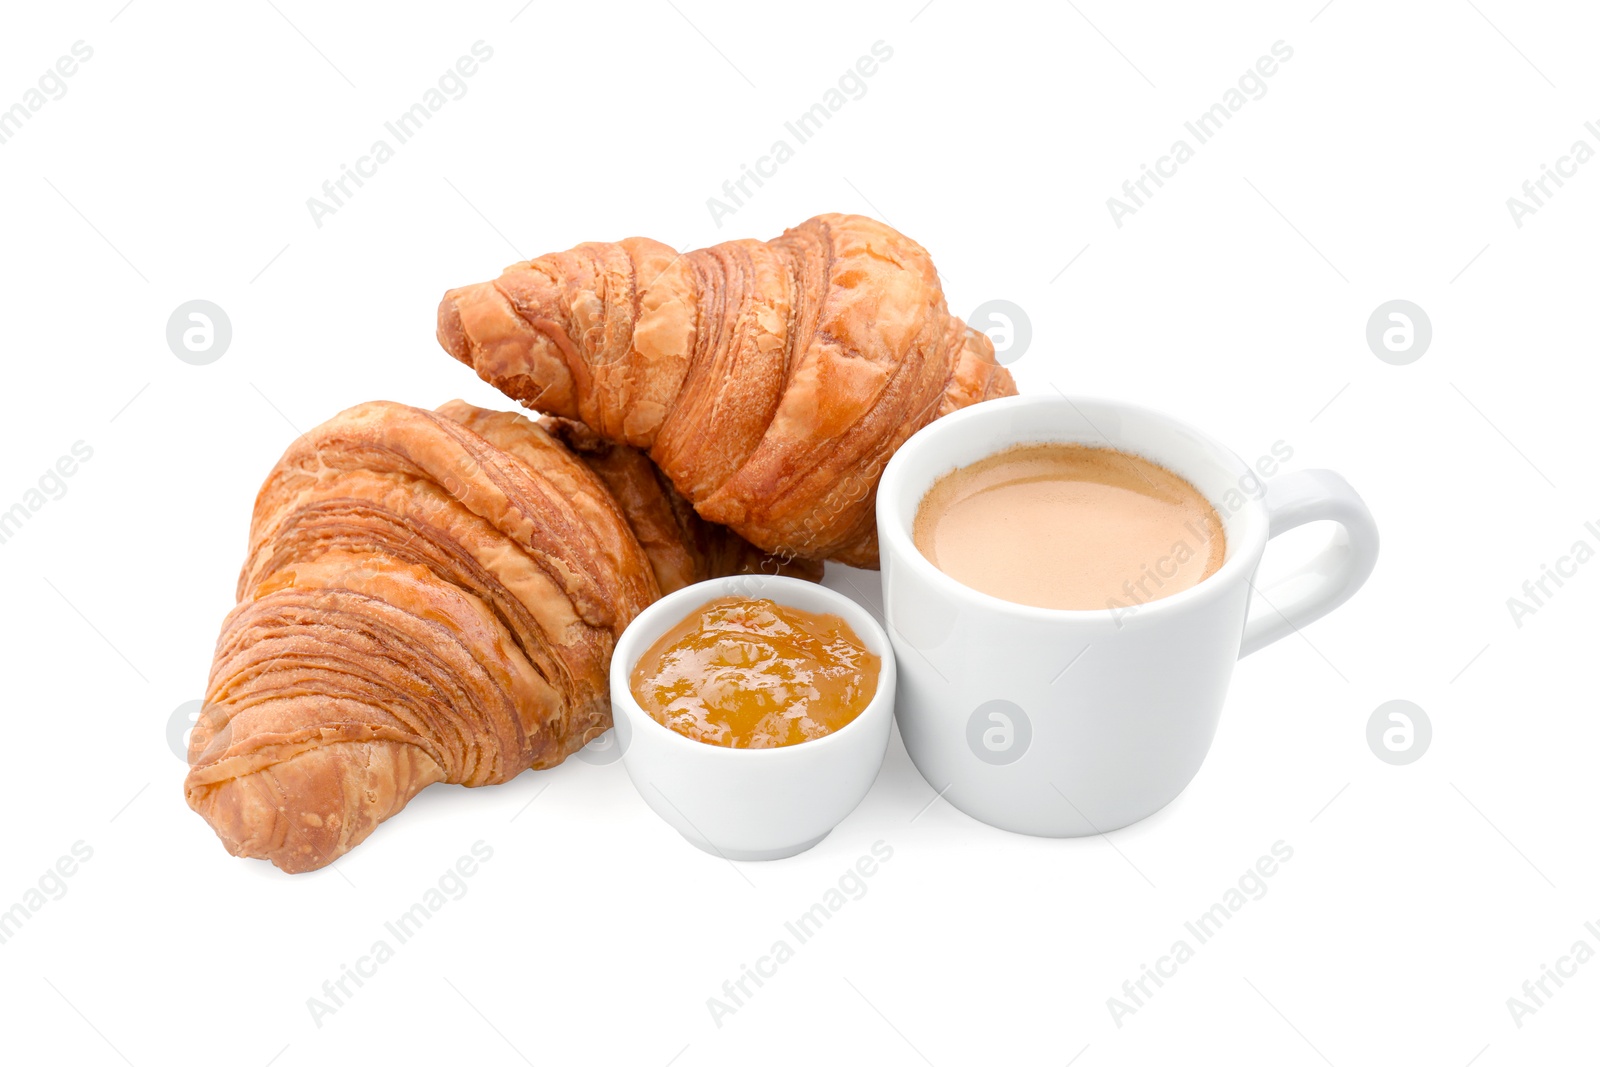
628,595 -> 881,748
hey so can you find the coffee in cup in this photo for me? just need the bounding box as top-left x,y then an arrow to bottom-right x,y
912,442 -> 1225,611
877,394 -> 1380,839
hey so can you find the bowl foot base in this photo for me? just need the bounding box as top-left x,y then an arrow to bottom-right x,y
679,830 -> 830,861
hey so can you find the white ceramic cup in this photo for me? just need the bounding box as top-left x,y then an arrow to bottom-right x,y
610,575 -> 897,860
876,394 -> 1379,836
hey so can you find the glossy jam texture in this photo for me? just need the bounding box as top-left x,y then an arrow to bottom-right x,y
628,596 -> 880,748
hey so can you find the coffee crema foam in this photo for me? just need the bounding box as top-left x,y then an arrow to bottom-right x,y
912,442 -> 1225,610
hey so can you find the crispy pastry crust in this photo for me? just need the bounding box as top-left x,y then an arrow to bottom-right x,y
186,400 -> 806,873
437,214 -> 1016,568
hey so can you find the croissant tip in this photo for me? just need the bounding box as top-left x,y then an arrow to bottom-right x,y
436,288 -> 469,365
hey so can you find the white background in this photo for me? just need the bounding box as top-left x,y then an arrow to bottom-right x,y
1,1 -> 1595,1064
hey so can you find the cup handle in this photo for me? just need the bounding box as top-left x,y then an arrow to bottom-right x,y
1238,469 -> 1379,658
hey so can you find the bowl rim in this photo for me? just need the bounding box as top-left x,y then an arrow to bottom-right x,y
609,574 -> 898,760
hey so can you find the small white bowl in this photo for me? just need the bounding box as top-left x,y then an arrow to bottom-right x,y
609,574 -> 897,860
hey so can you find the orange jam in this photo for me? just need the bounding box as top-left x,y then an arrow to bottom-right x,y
629,596 -> 881,748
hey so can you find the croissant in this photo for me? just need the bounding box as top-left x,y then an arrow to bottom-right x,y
185,399 -> 814,873
437,213 -> 1016,568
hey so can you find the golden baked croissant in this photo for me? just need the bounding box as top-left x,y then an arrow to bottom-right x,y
185,399 -> 814,873
437,213 -> 1016,568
